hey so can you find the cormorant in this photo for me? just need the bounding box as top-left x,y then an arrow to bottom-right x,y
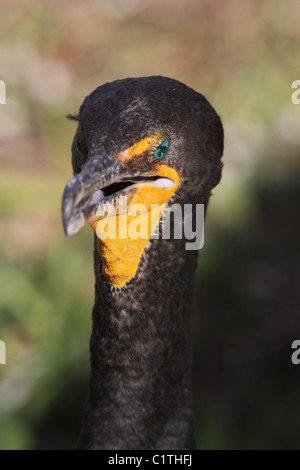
62,76 -> 223,450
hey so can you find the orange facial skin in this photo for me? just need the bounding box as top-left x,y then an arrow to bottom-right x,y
118,135 -> 159,162
89,134 -> 180,288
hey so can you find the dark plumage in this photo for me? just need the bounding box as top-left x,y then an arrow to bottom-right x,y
62,76 -> 223,449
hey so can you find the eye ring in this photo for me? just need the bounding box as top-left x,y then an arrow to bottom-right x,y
153,139 -> 169,160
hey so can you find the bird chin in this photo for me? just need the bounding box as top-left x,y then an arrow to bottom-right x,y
89,164 -> 180,288
62,160 -> 180,288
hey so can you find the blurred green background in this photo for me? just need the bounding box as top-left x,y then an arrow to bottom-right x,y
0,0 -> 300,449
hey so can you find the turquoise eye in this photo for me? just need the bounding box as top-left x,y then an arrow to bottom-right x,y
154,139 -> 169,160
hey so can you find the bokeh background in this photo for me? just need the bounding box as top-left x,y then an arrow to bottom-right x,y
0,0 -> 300,450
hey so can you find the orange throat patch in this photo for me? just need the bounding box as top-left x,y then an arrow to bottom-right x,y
89,164 -> 180,288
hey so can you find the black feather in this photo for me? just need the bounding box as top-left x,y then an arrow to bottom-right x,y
63,76 -> 224,450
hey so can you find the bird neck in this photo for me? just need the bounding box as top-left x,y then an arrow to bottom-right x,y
77,236 -> 198,450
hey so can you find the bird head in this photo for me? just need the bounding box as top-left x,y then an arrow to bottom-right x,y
62,76 -> 223,287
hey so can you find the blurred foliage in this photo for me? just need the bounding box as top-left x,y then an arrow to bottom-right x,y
0,0 -> 300,449
193,162 -> 300,449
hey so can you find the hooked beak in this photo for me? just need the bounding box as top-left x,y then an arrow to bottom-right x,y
62,151 -> 177,237
62,151 -> 125,236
